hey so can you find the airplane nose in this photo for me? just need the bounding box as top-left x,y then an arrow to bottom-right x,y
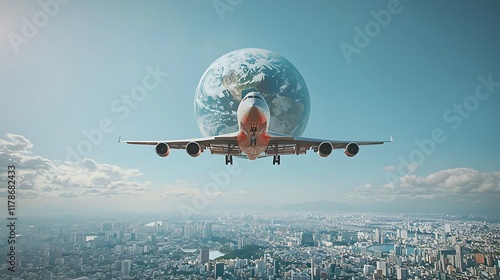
248,106 -> 261,119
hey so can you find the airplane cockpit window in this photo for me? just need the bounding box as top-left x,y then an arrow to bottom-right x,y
243,95 -> 262,101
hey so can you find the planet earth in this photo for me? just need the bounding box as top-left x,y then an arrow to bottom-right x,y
194,48 -> 310,137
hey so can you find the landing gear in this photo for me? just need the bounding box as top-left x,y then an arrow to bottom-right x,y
273,155 -> 280,165
225,155 -> 233,165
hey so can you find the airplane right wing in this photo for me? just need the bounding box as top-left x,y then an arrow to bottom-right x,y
118,133 -> 242,157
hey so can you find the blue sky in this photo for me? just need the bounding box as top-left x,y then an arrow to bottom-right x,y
1,0 -> 499,216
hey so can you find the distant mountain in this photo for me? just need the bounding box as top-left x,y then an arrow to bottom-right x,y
275,199 -> 353,212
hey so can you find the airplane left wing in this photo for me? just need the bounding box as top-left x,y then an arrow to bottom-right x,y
265,133 -> 393,158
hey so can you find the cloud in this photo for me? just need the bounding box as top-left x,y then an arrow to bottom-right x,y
0,133 -> 151,199
384,163 -> 418,174
158,180 -> 202,198
219,190 -> 251,197
384,165 -> 397,172
0,133 -> 34,153
157,180 -> 250,200
347,167 -> 500,203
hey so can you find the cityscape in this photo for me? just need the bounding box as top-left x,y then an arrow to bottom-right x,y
1,211 -> 499,279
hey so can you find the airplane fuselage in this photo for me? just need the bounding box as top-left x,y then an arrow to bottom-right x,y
236,92 -> 271,160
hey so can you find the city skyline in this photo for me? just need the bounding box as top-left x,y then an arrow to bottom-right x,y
1,1 -> 500,216
0,211 -> 498,279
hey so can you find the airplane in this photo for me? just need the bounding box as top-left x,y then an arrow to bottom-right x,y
119,91 -> 392,165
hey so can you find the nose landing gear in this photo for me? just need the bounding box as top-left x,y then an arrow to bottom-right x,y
273,155 -> 280,165
225,155 -> 233,165
249,125 -> 257,146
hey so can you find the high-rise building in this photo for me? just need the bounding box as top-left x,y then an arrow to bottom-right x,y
486,254 -> 494,267
414,248 -> 421,256
215,262 -> 224,278
441,230 -> 447,242
363,264 -> 375,276
121,260 -> 131,276
256,260 -> 266,276
444,224 -> 452,233
238,236 -> 246,249
149,234 -> 157,244
291,272 -> 309,280
183,222 -> 192,238
203,222 -> 213,238
397,267 -> 408,280
113,260 -> 121,271
374,228 -> 383,244
274,259 -> 281,276
310,258 -> 315,280
301,232 -> 314,247
436,271 -> 448,280
394,244 -> 402,256
101,222 -> 112,231
334,267 -> 341,277
114,244 -> 123,255
205,262 -> 213,273
200,247 -> 209,264
376,261 -> 387,276
455,245 -> 463,270
117,229 -> 125,240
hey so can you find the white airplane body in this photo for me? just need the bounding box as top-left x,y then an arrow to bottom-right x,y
121,92 -> 391,165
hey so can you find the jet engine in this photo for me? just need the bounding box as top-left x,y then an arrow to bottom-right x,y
344,142 -> 359,157
318,142 -> 333,157
155,142 -> 170,157
186,141 -> 202,157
